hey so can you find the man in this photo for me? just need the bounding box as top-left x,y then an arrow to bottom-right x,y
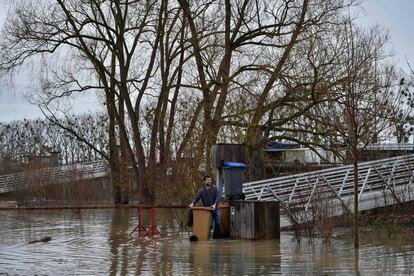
189,175 -> 221,238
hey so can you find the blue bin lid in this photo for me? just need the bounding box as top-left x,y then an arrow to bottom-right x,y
223,161 -> 247,168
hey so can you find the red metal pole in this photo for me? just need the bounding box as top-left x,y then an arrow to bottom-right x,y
151,208 -> 155,237
138,207 -> 142,237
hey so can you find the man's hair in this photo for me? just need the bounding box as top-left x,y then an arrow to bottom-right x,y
203,175 -> 211,181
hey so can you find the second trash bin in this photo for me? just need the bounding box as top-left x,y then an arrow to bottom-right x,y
191,207 -> 213,241
222,161 -> 247,200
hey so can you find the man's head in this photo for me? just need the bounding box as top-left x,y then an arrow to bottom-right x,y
203,175 -> 212,189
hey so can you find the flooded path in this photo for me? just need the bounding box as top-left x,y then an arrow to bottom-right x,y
1,208 -> 414,275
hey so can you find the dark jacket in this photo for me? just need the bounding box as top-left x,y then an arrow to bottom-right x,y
192,185 -> 220,208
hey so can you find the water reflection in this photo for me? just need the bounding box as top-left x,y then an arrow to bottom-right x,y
1,209 -> 414,275
109,209 -> 130,276
189,240 -> 281,275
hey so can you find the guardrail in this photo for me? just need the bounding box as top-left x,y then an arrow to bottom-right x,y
0,160 -> 109,193
243,154 -> 414,226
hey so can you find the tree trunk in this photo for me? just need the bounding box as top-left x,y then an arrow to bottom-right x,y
107,91 -> 121,204
118,95 -> 129,204
247,128 -> 265,181
353,149 -> 359,248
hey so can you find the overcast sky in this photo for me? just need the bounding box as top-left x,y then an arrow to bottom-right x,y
0,0 -> 413,123
358,0 -> 414,69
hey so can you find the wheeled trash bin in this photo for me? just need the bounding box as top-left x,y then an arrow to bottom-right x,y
222,161 -> 247,200
191,207 -> 213,241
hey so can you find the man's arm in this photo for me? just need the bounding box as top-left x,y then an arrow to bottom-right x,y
189,188 -> 202,208
211,186 -> 220,210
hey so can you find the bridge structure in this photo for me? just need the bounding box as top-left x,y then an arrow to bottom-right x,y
0,160 -> 109,194
243,154 -> 414,227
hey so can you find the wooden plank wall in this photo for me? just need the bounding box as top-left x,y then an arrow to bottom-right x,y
210,144 -> 247,168
230,201 -> 280,239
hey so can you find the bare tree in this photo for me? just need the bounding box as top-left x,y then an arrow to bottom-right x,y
0,0 -> 182,203
0,0 -> 362,204
0,114 -> 108,170
177,0 -> 358,179
387,76 -> 414,143
317,22 -> 395,248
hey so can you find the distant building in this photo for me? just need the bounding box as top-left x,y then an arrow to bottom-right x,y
0,151 -> 61,175
265,142 -> 414,165
264,142 -> 339,165
26,151 -> 60,168
358,143 -> 414,161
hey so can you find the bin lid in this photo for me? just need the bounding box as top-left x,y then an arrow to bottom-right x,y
191,206 -> 214,211
223,161 -> 247,168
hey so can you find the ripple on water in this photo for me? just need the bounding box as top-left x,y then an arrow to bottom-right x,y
1,210 -> 414,275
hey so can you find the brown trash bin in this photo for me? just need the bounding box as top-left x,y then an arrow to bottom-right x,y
191,207 -> 213,241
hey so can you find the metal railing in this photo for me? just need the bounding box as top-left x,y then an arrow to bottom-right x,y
243,154 -> 414,226
0,160 -> 109,193
362,143 -> 414,151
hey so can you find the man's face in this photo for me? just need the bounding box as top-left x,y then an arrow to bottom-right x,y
204,177 -> 212,188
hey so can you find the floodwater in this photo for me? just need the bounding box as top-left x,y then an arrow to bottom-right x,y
1,209 -> 414,275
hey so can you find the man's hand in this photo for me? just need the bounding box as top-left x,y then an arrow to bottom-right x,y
211,203 -> 216,210
188,203 -> 194,208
